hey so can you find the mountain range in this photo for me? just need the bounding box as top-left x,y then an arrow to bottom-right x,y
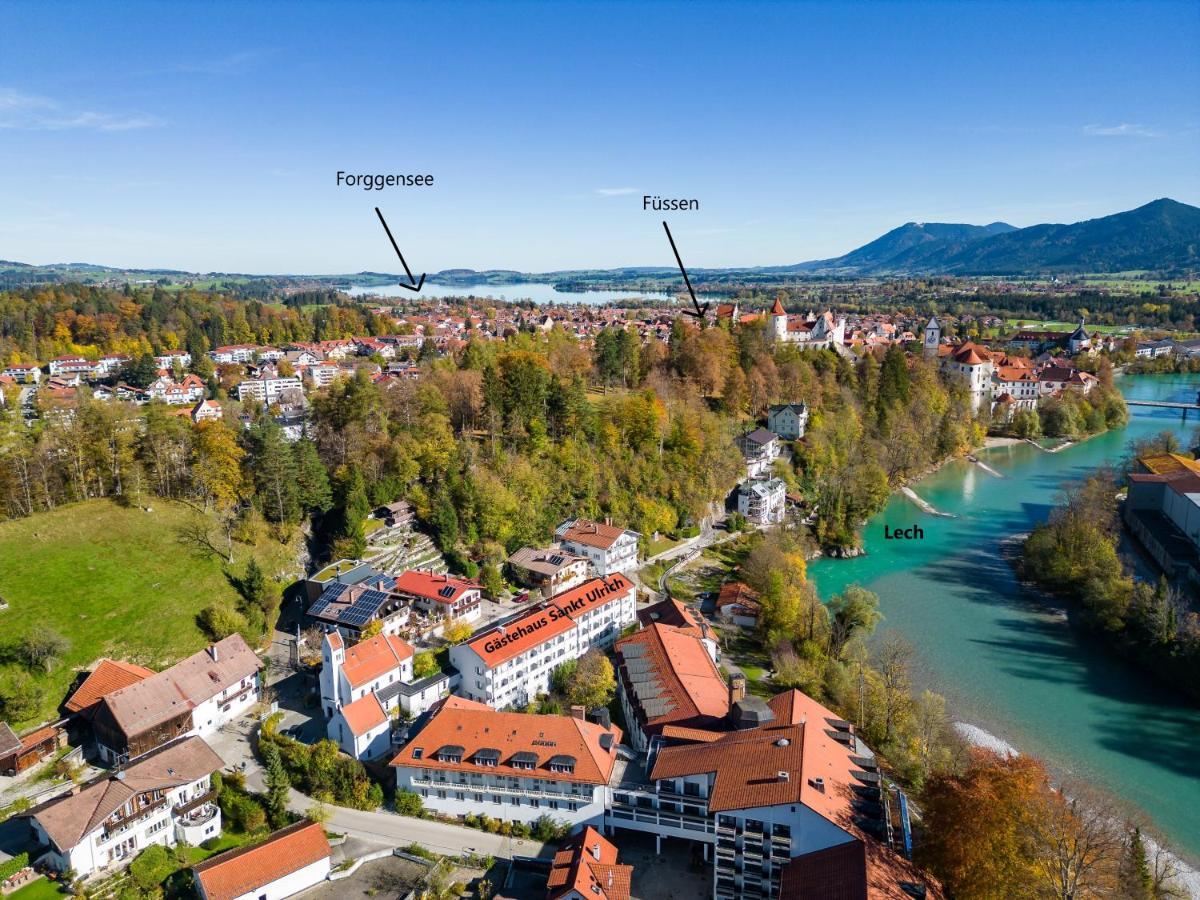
1,198 -> 1197,290
787,198 -> 1200,276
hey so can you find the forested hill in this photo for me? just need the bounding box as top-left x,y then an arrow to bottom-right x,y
2,199 -> 1196,291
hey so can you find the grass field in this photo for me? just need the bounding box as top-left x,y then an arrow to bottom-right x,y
0,499 -> 300,728
1001,319 -> 1133,335
8,878 -> 65,900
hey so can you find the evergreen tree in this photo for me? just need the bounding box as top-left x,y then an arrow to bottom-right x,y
294,440 -> 332,514
246,422 -> 300,524
261,741 -> 291,829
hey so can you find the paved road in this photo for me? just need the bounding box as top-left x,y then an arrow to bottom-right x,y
280,787 -> 547,860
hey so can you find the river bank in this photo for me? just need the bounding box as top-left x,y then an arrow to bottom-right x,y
807,373 -> 1200,867
951,720 -> 1200,898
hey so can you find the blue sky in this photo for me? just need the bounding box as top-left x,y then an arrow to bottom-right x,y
1,0 -> 1198,273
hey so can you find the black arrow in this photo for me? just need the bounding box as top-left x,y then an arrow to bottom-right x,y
374,207 -> 426,293
662,221 -> 709,319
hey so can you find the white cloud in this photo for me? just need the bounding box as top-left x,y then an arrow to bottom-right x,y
1083,123 -> 1161,138
594,187 -> 637,196
0,87 -> 161,131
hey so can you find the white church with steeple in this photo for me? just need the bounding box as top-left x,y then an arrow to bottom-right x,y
769,297 -> 846,349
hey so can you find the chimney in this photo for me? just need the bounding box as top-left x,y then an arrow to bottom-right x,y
591,842 -> 602,861
209,643 -> 219,663
729,673 -> 747,705
777,771 -> 789,782
599,733 -> 614,751
570,705 -> 586,721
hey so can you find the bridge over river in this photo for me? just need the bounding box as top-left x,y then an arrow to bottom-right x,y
1125,396 -> 1200,419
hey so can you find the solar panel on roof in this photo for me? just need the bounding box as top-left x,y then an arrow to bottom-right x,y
548,554 -> 565,565
438,585 -> 456,598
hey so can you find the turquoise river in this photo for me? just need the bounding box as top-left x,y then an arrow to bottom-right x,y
808,374 -> 1200,863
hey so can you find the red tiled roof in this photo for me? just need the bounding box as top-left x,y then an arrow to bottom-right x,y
559,519 -> 632,550
389,696 -> 621,785
341,634 -> 413,690
465,575 -> 634,668
65,658 -> 156,714
546,826 -> 633,900
771,297 -> 787,315
717,581 -> 761,614
615,623 -> 729,734
340,692 -> 388,736
393,570 -> 481,604
193,820 -> 331,900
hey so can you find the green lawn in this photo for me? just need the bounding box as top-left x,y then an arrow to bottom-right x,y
8,878 -> 66,900
644,535 -> 681,558
0,499 -> 300,728
1002,319 -> 1133,335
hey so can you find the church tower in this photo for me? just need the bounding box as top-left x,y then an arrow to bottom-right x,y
771,296 -> 788,343
923,315 -> 941,357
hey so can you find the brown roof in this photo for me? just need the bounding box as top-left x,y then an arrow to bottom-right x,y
615,624 -> 729,735
193,820 -> 331,900
65,659 -> 156,715
96,635 -> 258,739
390,696 -> 621,786
30,736 -> 223,851
558,519 -> 632,550
779,839 -> 867,900
546,826 -> 633,900
0,722 -> 20,756
636,597 -> 708,636
717,581 -> 761,614
650,722 -> 805,811
507,546 -> 589,576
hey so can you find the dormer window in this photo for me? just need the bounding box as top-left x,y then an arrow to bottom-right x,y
435,744 -> 464,764
548,754 -> 576,774
474,748 -> 501,767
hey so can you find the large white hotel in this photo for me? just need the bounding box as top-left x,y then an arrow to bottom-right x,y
449,574 -> 637,709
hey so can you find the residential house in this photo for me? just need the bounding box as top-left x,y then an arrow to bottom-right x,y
191,399 -> 223,423
393,570 -> 484,623
193,820 -> 331,900
716,583 -> 761,630
546,826 -> 633,900
208,345 -> 260,365
451,575 -> 638,709
736,430 -> 781,479
27,736 -> 223,878
766,404 -> 808,440
555,518 -> 641,576
154,350 -> 192,370
507,546 -> 592,599
391,697 -> 621,828
374,500 -> 414,529
65,659 -> 156,721
737,478 -> 786,525
306,573 -> 411,640
90,635 -> 260,763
